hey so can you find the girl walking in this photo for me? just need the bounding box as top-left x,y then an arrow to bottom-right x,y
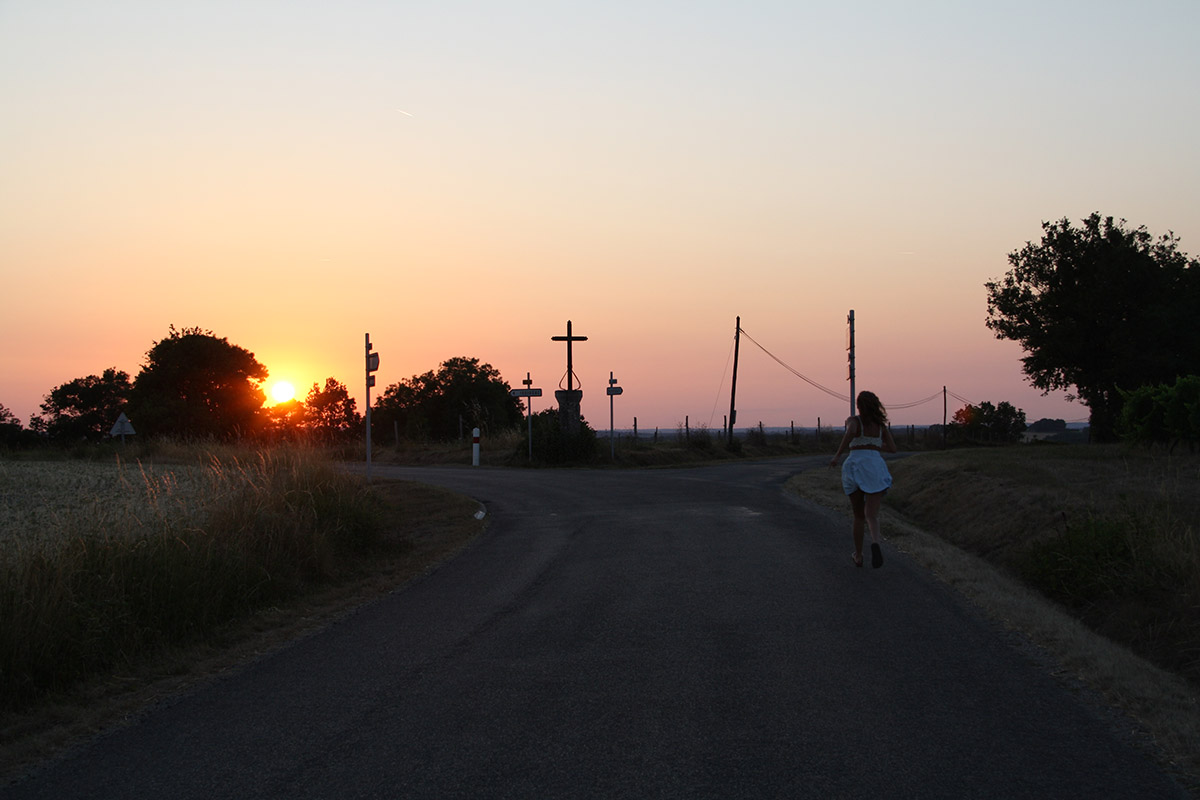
829,391 -> 897,568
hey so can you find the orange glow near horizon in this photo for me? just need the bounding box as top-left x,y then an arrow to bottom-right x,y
269,381 -> 296,405
0,6 -> 1194,431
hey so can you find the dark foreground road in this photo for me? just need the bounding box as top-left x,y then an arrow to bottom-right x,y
2,458 -> 1187,799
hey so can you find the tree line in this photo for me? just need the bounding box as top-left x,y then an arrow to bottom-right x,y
0,326 -> 522,447
6,211 -> 1197,450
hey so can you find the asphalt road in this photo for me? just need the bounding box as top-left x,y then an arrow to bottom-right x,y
3,457 -> 1188,799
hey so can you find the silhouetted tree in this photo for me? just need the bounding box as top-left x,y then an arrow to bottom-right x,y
33,367 -> 131,442
0,403 -> 24,446
128,326 -> 268,439
264,398 -> 305,440
374,357 -> 522,442
986,213 -> 1200,441
305,378 -> 360,442
951,401 -> 1027,443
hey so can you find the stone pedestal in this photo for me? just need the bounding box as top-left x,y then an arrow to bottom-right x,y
555,390 -> 583,435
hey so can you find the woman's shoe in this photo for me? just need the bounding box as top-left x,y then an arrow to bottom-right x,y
871,543 -> 883,568
852,552 -> 863,568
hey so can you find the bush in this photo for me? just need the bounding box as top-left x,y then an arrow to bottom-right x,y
1119,375 -> 1200,449
520,409 -> 599,465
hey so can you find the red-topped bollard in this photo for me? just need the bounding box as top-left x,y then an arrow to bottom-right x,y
472,427 -> 481,467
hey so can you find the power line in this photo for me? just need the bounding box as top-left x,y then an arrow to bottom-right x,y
738,326 -> 851,402
709,332 -> 736,428
947,390 -> 974,406
735,324 -> 1067,421
889,391 -> 944,409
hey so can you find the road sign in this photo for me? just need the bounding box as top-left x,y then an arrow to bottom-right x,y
511,388 -> 543,398
110,413 -> 136,437
606,386 -> 623,396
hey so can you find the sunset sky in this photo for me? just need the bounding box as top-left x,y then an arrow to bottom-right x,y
3,2 -> 1198,432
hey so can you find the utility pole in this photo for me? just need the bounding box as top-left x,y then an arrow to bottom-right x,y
943,385 -> 948,449
728,316 -> 740,446
847,310 -> 856,416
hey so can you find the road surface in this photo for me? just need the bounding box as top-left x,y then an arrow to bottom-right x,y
2,457 -> 1187,798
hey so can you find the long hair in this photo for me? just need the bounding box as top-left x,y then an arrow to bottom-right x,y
857,390 -> 888,428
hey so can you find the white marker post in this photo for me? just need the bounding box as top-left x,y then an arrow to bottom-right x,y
606,371 -> 623,461
471,427 -> 481,467
365,334 -> 380,482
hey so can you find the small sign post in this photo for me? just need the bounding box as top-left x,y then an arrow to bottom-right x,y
510,372 -> 542,461
606,371 -> 623,461
365,333 -> 380,482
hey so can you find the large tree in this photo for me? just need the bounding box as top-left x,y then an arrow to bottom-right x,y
129,326 -> 268,439
986,213 -> 1200,441
373,356 -> 523,442
34,367 -> 132,442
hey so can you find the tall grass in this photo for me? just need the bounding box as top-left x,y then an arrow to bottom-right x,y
0,450 -> 384,711
887,445 -> 1200,685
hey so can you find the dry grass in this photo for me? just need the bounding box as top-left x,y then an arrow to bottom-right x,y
0,466 -> 486,782
787,445 -> 1200,792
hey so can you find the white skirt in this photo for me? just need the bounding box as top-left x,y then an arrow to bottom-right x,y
841,449 -> 893,495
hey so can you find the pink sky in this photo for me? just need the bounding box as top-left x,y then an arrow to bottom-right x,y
3,3 -> 1196,431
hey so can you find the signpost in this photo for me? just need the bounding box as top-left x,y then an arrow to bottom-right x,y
606,371 -> 623,460
510,372 -> 542,461
365,333 -> 380,482
110,412 -> 135,445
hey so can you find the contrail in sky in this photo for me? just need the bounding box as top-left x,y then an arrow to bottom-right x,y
396,109 -> 414,116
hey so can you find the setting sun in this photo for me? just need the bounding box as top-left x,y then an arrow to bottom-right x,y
269,381 -> 296,404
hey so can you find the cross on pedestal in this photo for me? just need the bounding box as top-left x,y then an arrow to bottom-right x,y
551,320 -> 588,391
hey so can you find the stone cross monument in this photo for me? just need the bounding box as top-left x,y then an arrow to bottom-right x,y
551,319 -> 588,434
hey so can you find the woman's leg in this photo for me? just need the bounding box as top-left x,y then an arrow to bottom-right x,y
864,491 -> 884,567
849,490 -> 866,560
863,492 -> 883,543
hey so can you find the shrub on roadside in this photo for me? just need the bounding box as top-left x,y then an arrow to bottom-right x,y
519,409 -> 599,465
1119,375 -> 1200,450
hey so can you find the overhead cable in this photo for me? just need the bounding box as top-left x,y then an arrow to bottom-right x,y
739,327 -> 851,402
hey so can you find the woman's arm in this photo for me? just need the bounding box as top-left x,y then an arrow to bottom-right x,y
828,416 -> 856,467
882,423 -> 898,453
